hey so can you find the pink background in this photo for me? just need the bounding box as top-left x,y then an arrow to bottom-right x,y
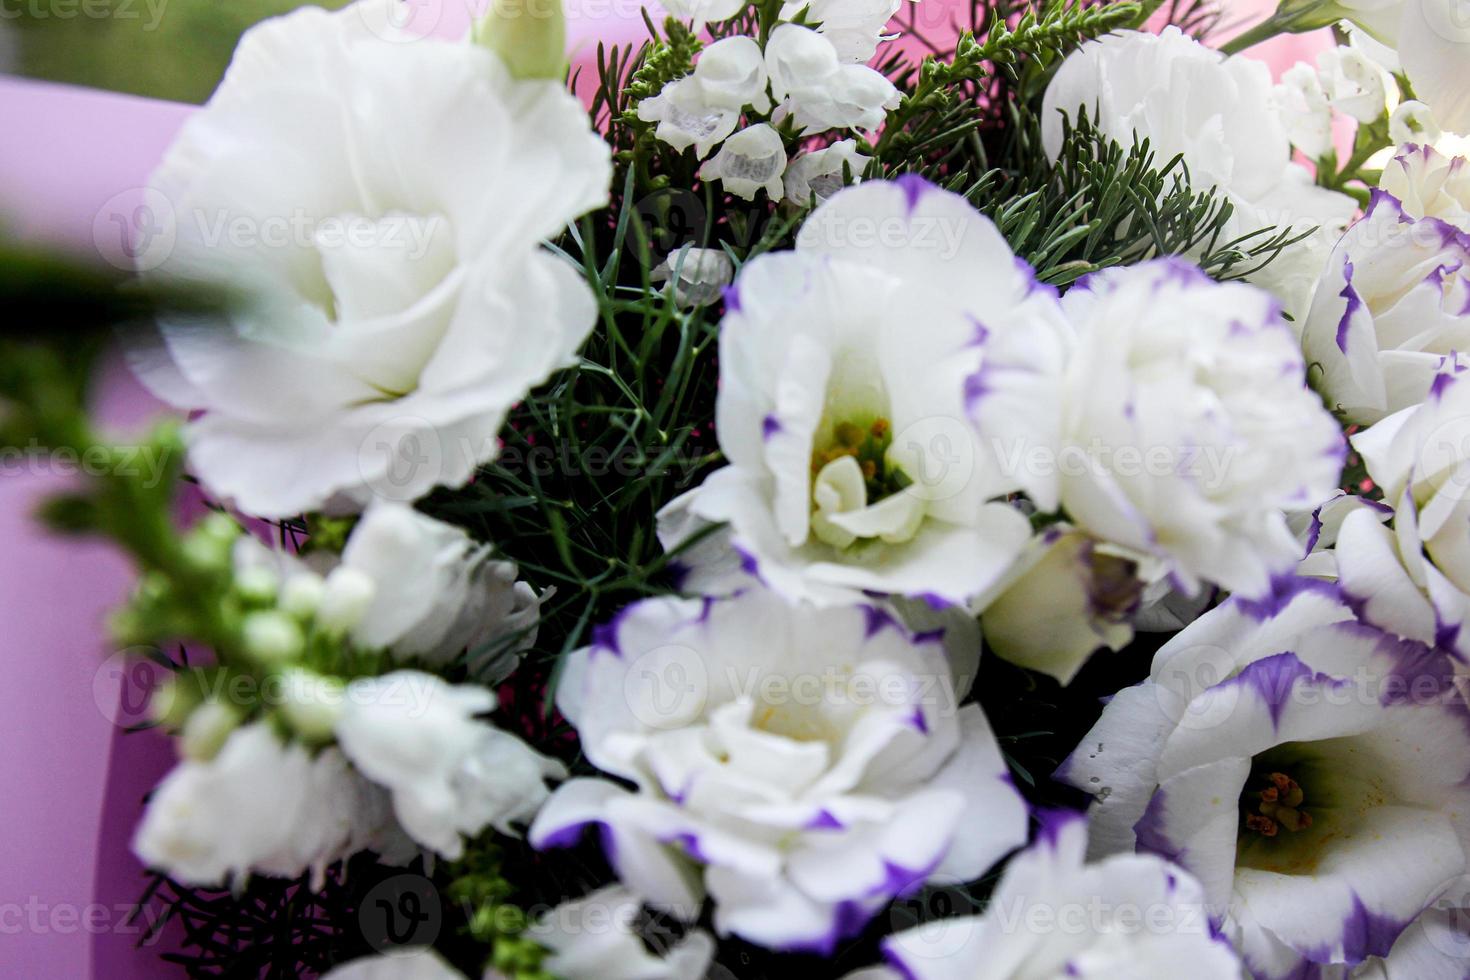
0,1 -> 1327,975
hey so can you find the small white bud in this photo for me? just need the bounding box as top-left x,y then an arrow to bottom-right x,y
278,571 -> 327,619
276,669 -> 346,743
235,565 -> 279,605
316,567 -> 377,636
180,701 -> 245,762
241,610 -> 305,664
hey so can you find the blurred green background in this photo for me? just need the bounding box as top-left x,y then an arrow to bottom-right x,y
4,0 -> 349,103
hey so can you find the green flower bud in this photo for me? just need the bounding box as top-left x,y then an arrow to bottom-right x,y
241,610 -> 305,664
276,668 -> 346,744
473,0 -> 567,81
180,700 -> 245,761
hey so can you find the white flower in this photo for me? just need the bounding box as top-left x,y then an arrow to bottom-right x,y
637,76 -> 742,158
133,723 -> 392,887
1042,27 -> 1357,319
699,123 -> 788,201
1057,579 -> 1470,979
1300,192 -> 1470,424
783,139 -> 871,206
659,178 -> 1055,607
1317,42 -> 1398,123
335,670 -> 566,859
1382,142 -> 1470,231
970,258 -> 1345,599
658,0 -> 746,29
321,950 -> 467,980
130,0 -> 610,518
693,35 -> 771,112
780,0 -> 903,63
1390,99 -> 1443,145
976,528 -> 1143,686
1275,62 -> 1335,159
765,24 -> 899,134
651,244 -> 735,309
528,886 -> 716,980
530,587 -> 1028,953
878,813 -> 1241,980
1336,0 -> 1470,133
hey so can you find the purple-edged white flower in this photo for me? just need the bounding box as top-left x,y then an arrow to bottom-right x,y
1042,27 -> 1356,319
659,177 -> 1060,607
529,587 -> 1028,953
131,0 -> 611,517
335,670 -> 566,860
970,258 -> 1345,599
863,813 -> 1240,980
1058,578 -> 1470,980
528,885 -> 716,980
1382,142 -> 1470,232
1301,192 -> 1470,424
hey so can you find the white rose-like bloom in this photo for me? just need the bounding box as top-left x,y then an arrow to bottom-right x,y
1274,61 -> 1335,159
659,178 -> 1054,607
637,76 -> 742,158
970,258 -> 1345,599
1042,27 -> 1357,320
864,813 -> 1241,980
780,0 -> 903,63
1382,142 -> 1470,231
320,950 -> 466,980
1057,579 -> 1470,980
783,139 -> 871,206
131,0 -> 611,518
528,885 -> 716,980
529,588 -> 1028,953
699,123 -> 788,200
765,24 -> 899,135
134,723 -> 393,887
1301,192 -> 1470,423
650,244 -> 735,309
335,670 -> 566,860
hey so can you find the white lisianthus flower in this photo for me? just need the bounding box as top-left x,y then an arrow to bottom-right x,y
528,886 -> 716,980
1318,42 -> 1399,123
651,244 -> 736,309
1300,192 -> 1470,424
131,0 -> 611,518
233,501 -> 543,672
335,670 -> 566,860
864,813 -> 1241,980
1275,62 -> 1336,159
970,258 -> 1345,599
637,76 -> 742,158
780,0 -> 903,63
693,35 -> 771,112
1382,142 -> 1470,230
659,178 -> 1055,607
699,123 -> 788,200
976,527 -> 1144,686
134,723 -> 394,887
783,139 -> 871,206
1042,27 -> 1357,319
529,588 -> 1028,953
765,24 -> 900,134
1057,578 -> 1470,980
321,949 -> 467,980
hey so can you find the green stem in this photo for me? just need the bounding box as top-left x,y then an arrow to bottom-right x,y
1220,16 -> 1289,55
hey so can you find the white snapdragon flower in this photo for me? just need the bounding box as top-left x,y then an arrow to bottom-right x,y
1318,41 -> 1399,123
651,244 -> 735,309
131,0 -> 611,518
233,500 -> 542,671
335,670 -> 565,860
1300,192 -> 1470,423
528,886 -> 716,980
783,139 -> 871,206
699,123 -> 788,200
766,24 -> 899,134
969,258 -> 1345,599
1381,142 -> 1470,230
658,0 -> 745,29
659,178 -> 1058,606
1275,62 -> 1336,159
638,76 -> 742,158
1390,99 -> 1443,144
860,813 -> 1241,980
1333,0 -> 1470,133
530,588 -> 1028,953
780,0 -> 903,63
133,723 -> 393,887
1057,579 -> 1470,980
321,950 -> 467,980
976,527 -> 1144,685
694,35 -> 771,112
1042,27 -> 1357,319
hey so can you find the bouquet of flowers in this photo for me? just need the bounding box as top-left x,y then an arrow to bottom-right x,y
7,0 -> 1470,975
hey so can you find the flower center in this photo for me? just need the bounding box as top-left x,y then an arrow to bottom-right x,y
810,417 -> 908,501
1244,771 -> 1313,838
808,416 -> 926,549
